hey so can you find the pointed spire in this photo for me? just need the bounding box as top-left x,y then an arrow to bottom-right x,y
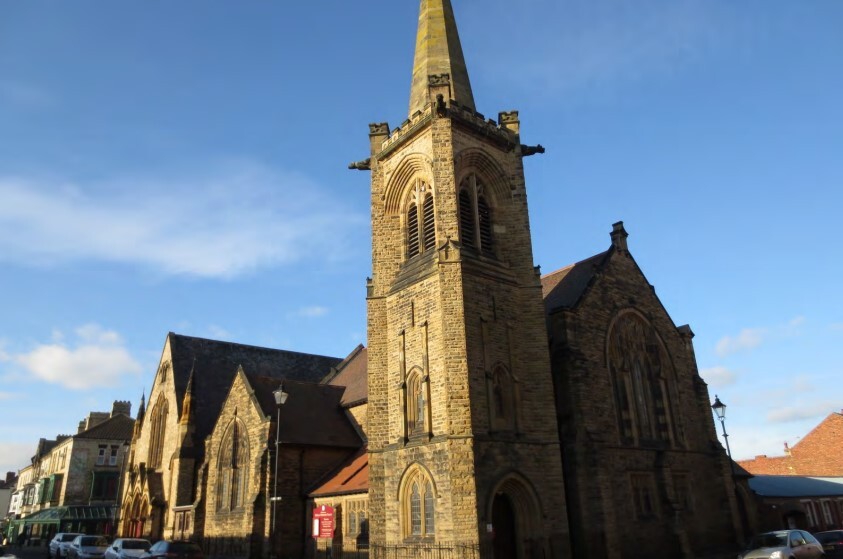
408,0 -> 475,116
180,358 -> 196,426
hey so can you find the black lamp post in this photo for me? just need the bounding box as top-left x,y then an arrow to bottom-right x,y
712,395 -> 750,538
270,383 -> 288,558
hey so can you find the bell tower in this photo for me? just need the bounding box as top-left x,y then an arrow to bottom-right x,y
365,0 -> 570,556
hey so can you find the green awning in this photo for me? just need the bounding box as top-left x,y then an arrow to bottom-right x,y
15,505 -> 116,524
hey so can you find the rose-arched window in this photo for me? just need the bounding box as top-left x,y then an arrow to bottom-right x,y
400,466 -> 436,540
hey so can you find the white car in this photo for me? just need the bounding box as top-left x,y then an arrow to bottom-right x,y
67,536 -> 109,559
739,530 -> 825,559
48,533 -> 83,559
104,539 -> 151,559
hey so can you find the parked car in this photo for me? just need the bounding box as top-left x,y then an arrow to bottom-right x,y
738,530 -> 825,559
104,539 -> 151,559
140,541 -> 202,559
49,533 -> 83,559
67,536 -> 110,559
816,530 -> 843,558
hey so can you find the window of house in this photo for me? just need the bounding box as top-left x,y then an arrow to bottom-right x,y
401,467 -> 436,540
90,472 -> 119,501
97,446 -> 107,466
458,174 -> 494,256
109,446 -> 119,466
216,419 -> 250,511
822,500 -> 834,526
630,473 -> 658,520
406,180 -> 435,259
803,500 -> 818,528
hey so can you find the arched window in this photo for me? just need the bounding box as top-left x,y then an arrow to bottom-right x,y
400,466 -> 436,540
216,419 -> 250,511
608,312 -> 675,445
490,365 -> 516,429
147,394 -> 168,469
459,174 -> 494,255
406,370 -> 427,436
406,180 -> 435,259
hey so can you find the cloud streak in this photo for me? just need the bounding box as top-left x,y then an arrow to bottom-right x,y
0,160 -> 364,279
700,366 -> 737,388
13,325 -> 142,390
715,328 -> 765,357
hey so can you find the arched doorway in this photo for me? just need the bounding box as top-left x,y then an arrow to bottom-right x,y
493,493 -> 518,559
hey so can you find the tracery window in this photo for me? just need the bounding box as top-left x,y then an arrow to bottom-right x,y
400,466 -> 436,540
608,312 -> 675,445
216,419 -> 250,511
147,394 -> 168,469
406,180 -> 435,259
458,174 -> 494,256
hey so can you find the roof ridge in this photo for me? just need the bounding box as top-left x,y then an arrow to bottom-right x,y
169,332 -> 342,361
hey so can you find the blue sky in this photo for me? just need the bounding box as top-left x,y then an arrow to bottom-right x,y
1,0 -> 841,476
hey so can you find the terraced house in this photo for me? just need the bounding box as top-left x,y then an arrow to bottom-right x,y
117,1 -> 745,558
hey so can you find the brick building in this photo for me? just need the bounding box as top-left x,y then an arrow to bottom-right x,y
116,1 -> 745,558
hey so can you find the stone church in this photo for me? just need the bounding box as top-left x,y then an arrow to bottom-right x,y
118,1 -> 746,558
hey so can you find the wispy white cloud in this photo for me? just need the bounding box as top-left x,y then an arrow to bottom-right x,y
0,392 -> 13,401
12,325 -> 142,390
766,401 -> 838,424
830,323 -> 843,332
715,328 -> 765,357
291,306 -> 329,319
0,160 -> 364,279
700,366 -> 737,388
472,0 -> 733,99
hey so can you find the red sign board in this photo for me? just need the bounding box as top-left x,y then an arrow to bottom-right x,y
312,505 -> 335,539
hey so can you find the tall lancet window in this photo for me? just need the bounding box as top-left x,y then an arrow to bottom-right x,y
400,466 -> 436,541
608,311 -> 676,446
147,394 -> 168,469
406,180 -> 435,259
406,369 -> 427,436
459,174 -> 494,256
216,419 -> 250,511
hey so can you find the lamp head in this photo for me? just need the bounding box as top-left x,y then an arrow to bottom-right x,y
273,383 -> 288,406
711,395 -> 726,420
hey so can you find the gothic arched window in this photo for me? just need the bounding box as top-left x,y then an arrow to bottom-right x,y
406,370 -> 427,436
147,395 -> 168,469
406,180 -> 435,259
459,174 -> 494,256
400,466 -> 436,540
216,419 -> 250,511
608,312 -> 676,446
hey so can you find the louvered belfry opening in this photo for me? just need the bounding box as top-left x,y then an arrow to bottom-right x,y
478,195 -> 493,255
422,194 -> 436,251
407,204 -> 420,257
459,189 -> 476,249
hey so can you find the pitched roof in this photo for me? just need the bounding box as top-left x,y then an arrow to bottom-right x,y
309,447 -> 369,497
75,413 -> 134,441
739,412 -> 843,477
246,376 -> 362,449
749,476 -> 843,498
541,250 -> 610,312
324,345 -> 367,407
408,0 -> 475,116
166,333 -> 344,453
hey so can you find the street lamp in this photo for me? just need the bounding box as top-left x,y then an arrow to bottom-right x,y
270,383 -> 288,558
712,395 -> 750,538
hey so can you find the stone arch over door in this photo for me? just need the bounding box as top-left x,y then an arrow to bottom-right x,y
486,473 -> 545,559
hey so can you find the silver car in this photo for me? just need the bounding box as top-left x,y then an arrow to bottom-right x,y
48,533 -> 83,559
67,536 -> 110,559
104,539 -> 151,559
739,530 -> 825,559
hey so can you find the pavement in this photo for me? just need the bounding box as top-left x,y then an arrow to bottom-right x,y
1,545 -> 49,559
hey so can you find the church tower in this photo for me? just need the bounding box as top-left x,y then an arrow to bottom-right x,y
365,1 -> 571,556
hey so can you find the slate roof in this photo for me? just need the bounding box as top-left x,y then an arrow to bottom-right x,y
541,250 -> 610,312
166,333 -> 344,453
324,345 -> 368,407
749,476 -> 843,498
75,413 -> 134,441
247,376 -> 362,449
309,447 -> 369,497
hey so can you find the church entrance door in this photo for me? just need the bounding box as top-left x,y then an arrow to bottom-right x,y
492,493 -> 518,559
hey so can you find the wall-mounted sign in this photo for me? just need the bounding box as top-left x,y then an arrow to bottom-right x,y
312,505 -> 335,539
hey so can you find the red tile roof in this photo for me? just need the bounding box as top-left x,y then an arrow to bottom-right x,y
739,412 -> 843,476
309,447 -> 369,497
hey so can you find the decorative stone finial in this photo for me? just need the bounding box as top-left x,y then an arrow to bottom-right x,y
610,221 -> 629,252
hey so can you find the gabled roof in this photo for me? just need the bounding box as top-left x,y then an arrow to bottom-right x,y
324,345 -> 367,407
246,376 -> 362,449
541,250 -> 611,312
739,412 -> 843,476
309,447 -> 369,497
165,333 -> 343,451
75,413 -> 134,441
749,475 -> 843,498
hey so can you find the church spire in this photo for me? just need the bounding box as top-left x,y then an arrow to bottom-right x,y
408,0 -> 475,117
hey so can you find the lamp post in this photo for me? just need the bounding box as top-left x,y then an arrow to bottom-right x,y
112,440 -> 131,537
270,383 -> 288,559
712,395 -> 749,538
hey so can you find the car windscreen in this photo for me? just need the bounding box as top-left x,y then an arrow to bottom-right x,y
749,532 -> 788,549
80,537 -> 108,547
122,541 -> 150,550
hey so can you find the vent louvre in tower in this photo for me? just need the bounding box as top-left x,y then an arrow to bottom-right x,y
422,195 -> 436,251
459,190 -> 476,249
408,205 -> 420,257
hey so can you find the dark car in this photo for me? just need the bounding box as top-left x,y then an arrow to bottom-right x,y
816,530 -> 843,558
141,541 -> 202,559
